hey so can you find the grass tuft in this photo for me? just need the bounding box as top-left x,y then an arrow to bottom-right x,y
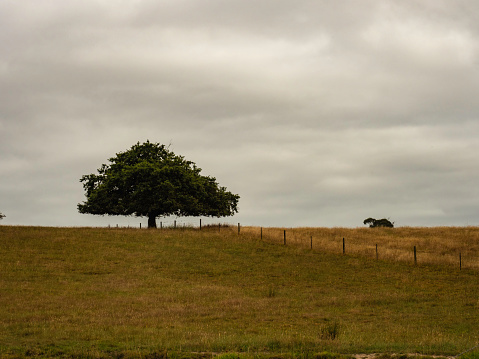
319,322 -> 341,341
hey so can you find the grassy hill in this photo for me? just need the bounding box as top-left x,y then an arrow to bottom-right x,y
0,225 -> 478,358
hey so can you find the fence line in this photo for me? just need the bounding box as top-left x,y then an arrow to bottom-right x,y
241,226 -> 476,271
105,222 -> 477,270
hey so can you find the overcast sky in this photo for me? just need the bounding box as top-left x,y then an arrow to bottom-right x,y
1,0 -> 479,228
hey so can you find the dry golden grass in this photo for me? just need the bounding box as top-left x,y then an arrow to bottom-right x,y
241,226 -> 479,270
0,225 -> 478,358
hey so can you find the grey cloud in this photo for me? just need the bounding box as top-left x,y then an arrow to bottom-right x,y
1,0 -> 479,227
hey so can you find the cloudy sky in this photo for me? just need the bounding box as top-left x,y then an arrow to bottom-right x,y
1,0 -> 479,228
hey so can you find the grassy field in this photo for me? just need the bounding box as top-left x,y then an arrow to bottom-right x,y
0,225 -> 478,359
244,226 -> 479,270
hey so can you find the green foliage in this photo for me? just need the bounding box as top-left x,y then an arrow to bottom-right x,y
363,217 -> 394,228
314,352 -> 344,359
78,141 -> 239,227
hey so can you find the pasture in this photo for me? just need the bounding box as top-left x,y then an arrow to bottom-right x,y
0,225 -> 478,358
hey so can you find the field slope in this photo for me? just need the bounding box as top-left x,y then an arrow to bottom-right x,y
0,226 -> 478,358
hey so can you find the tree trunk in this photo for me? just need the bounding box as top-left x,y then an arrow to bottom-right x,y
148,214 -> 157,228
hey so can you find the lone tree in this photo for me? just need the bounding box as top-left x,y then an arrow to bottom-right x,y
363,217 -> 394,228
78,141 -> 240,228
0,212 -> 5,220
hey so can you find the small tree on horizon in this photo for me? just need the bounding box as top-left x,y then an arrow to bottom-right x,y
363,217 -> 394,228
0,212 -> 5,220
78,141 -> 240,228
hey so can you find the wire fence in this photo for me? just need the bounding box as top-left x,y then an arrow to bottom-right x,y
104,221 -> 479,271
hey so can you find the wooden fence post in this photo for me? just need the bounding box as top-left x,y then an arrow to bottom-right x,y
200,219 -> 202,230
284,230 -> 286,245
310,236 -> 313,250
140,223 -> 141,229
238,223 -> 240,235
414,246 -> 417,265
343,238 -> 345,254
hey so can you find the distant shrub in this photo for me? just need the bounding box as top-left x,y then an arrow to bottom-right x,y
363,217 -> 394,228
202,223 -> 233,229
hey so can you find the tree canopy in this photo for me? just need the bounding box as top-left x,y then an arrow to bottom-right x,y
0,212 -> 5,220
363,217 -> 394,228
78,141 -> 240,228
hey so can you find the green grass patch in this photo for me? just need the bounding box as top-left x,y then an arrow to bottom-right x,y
0,226 -> 478,358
